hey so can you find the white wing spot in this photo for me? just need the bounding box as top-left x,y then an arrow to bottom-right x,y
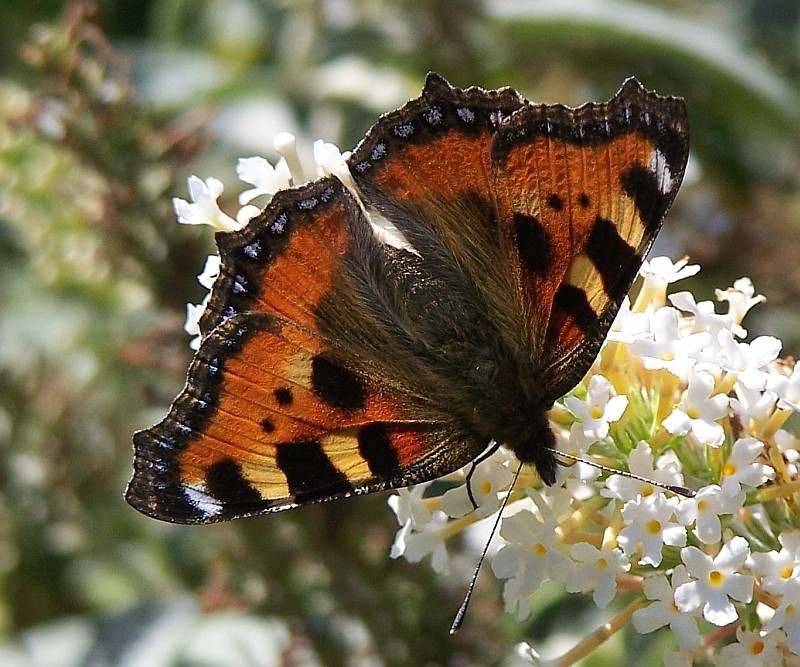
367,209 -> 419,255
649,149 -> 675,194
184,483 -> 223,517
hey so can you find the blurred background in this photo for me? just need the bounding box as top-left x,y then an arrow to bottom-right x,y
0,1 -> 798,665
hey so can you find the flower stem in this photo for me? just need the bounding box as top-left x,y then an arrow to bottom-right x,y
755,477 -> 800,503
552,598 -> 646,667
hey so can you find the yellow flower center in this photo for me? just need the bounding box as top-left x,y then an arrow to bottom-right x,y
787,604 -> 796,617
590,406 -> 604,420
647,519 -> 662,535
481,480 -> 492,495
697,499 -> 707,511
596,557 -> 608,570
707,570 -> 724,586
750,640 -> 765,656
686,407 -> 700,419
722,463 -> 736,477
533,542 -> 547,557
782,566 -> 794,580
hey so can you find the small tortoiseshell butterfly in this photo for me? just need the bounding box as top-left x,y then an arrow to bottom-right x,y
126,73 -> 689,524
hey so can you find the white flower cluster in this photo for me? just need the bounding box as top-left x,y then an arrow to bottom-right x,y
390,258 -> 800,665
172,139 -> 800,665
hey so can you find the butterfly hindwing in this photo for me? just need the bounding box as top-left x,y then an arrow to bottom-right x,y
350,72 -> 525,210
198,177 -> 356,336
347,73 -> 533,363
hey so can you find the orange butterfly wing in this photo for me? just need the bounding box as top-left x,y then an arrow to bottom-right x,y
491,79 -> 689,398
347,73 -> 534,370
128,179 -> 483,523
348,75 -> 689,398
198,179 -> 350,335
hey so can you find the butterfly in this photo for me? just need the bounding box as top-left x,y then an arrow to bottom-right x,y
126,73 -> 689,524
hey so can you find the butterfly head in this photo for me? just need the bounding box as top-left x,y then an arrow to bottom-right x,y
518,416 -> 559,486
487,402 -> 559,487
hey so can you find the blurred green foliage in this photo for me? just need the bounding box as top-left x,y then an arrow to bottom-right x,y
0,1 -> 798,665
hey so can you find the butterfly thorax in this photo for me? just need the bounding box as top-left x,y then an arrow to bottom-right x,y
460,354 -> 559,486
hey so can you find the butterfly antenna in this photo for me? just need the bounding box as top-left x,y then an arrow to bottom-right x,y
450,461 -> 523,634
545,447 -> 695,498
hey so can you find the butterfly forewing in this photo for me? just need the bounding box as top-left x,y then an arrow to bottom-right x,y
492,79 -> 689,399
127,179 -> 484,524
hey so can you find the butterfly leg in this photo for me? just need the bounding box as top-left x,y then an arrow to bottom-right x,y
464,441 -> 502,510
